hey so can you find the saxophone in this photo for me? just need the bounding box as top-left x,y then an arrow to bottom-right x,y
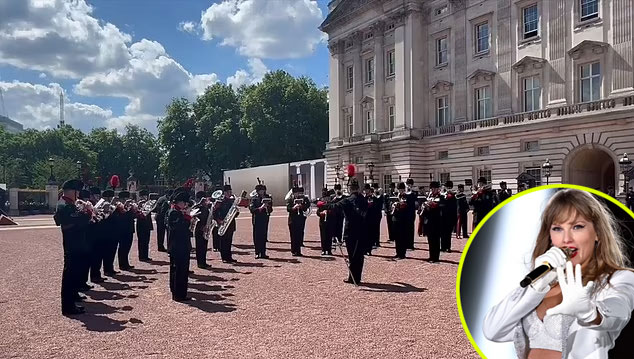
218,191 -> 247,236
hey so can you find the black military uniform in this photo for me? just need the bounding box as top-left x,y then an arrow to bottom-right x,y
213,185 -> 238,263
136,189 -> 154,262
392,182 -> 416,259
332,184 -> 345,244
326,179 -> 368,284
441,181 -> 458,252
87,186 -> 106,283
456,184 -> 469,239
286,187 -> 311,256
167,191 -> 192,301
210,185 -> 222,252
76,189 -> 95,290
249,184 -> 272,259
405,178 -> 418,250
316,187 -> 333,255
422,181 -> 444,263
193,191 -> 211,268
117,191 -> 135,270
470,177 -> 499,230
384,183 -> 396,242
101,189 -> 119,276
152,189 -> 172,252
368,183 -> 384,250
54,179 -> 90,315
497,181 -> 512,203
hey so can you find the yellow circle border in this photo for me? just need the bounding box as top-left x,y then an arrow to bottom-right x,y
455,184 -> 634,359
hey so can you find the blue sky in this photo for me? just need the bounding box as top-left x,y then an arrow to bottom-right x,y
0,0 -> 331,133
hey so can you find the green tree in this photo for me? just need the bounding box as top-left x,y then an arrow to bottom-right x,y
32,155 -> 82,188
88,128 -> 126,188
121,124 -> 160,187
240,70 -> 328,166
157,98 -> 199,184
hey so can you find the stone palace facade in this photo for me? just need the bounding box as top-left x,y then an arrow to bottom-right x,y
320,0 -> 634,194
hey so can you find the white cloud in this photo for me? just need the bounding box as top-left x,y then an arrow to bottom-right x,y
178,21 -> 198,34
0,81 -> 112,132
226,58 -> 269,88
38,73 -> 47,79
74,39 -> 219,116
201,0 -> 325,59
0,0 -> 132,79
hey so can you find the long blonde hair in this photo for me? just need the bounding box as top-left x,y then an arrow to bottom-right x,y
532,189 -> 632,289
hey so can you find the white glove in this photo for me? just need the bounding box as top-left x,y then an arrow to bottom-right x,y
545,261 -> 597,323
530,246 -> 567,292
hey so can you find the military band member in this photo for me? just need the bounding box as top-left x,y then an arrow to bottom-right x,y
384,182 -> 396,242
422,181 -> 444,263
192,191 -> 211,268
497,181 -> 512,203
405,177 -> 418,250
316,187 -> 333,255
392,182 -> 416,259
287,186 -> 311,256
325,179 -> 368,284
470,176 -> 498,230
456,184 -> 469,239
101,189 -> 119,276
54,179 -> 90,315
250,183 -> 272,259
369,183 -> 383,249
167,190 -> 193,301
117,191 -> 135,270
136,189 -> 154,262
76,189 -> 94,291
440,181 -> 457,253
332,183 -> 345,244
152,189 -> 172,252
87,186 -> 106,283
211,185 -> 222,252
213,184 -> 238,263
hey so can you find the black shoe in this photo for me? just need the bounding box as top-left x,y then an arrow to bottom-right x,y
445,249 -> 452,253
213,249 -> 219,252
103,270 -> 119,276
74,293 -> 86,302
255,254 -> 261,259
139,258 -> 152,262
427,258 -> 439,263
158,247 -> 167,252
343,278 -> 356,284
197,264 -> 211,269
260,255 -> 269,259
62,306 -> 85,315
172,296 -> 191,302
120,265 -> 135,271
327,251 -> 333,255
91,277 -> 105,283
188,270 -> 194,274
228,259 -> 238,263
321,251 -> 326,255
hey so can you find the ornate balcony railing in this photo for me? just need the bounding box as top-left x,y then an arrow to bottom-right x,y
325,95 -> 634,150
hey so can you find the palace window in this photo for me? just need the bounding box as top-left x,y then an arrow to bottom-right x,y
436,37 -> 448,65
435,5 -> 448,16
478,169 -> 492,184
345,114 -> 353,137
476,146 -> 490,156
474,86 -> 492,119
436,96 -> 450,127
387,50 -> 395,76
523,4 -> 539,39
382,154 -> 391,162
580,0 -> 599,21
580,62 -> 601,102
440,172 -> 451,184
383,174 -> 393,189
366,58 -> 374,83
346,65 -> 354,90
523,75 -> 541,112
438,151 -> 449,160
365,110 -> 374,133
388,105 -> 395,131
475,22 -> 490,54
365,32 -> 374,40
523,140 -> 539,152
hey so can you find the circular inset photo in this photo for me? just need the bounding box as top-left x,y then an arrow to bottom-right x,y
457,185 -> 634,359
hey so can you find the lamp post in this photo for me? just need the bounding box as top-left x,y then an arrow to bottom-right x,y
619,153 -> 632,194
76,160 -> 82,181
367,162 -> 375,184
48,157 -> 55,184
334,164 -> 341,184
542,158 -> 553,185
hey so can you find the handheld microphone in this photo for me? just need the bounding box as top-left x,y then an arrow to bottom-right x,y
519,263 -> 553,288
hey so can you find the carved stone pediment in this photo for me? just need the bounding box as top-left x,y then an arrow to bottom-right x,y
567,40 -> 609,60
467,69 -> 496,85
361,96 -> 374,109
430,80 -> 453,94
320,0 -> 382,33
328,40 -> 345,55
512,56 -> 546,73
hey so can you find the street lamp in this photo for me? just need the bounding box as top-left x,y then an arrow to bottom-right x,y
367,162 -> 375,183
619,153 -> 632,194
76,160 -> 82,179
334,164 -> 341,184
48,157 -> 55,184
542,158 -> 553,185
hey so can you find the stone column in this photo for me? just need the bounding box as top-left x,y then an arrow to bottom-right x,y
393,13 -> 408,130
351,31 -> 364,135
372,21 -> 386,132
310,162 -> 316,200
9,188 -> 18,216
328,40 -> 343,140
45,184 -> 58,210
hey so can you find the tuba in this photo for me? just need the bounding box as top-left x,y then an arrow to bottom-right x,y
218,191 -> 248,236
203,190 -> 223,241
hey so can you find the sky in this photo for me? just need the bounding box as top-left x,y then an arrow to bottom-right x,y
0,0 -> 331,134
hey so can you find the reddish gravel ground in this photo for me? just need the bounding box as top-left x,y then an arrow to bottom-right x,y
0,213 -> 479,359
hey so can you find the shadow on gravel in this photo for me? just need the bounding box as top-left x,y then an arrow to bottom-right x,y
112,273 -> 157,283
265,246 -> 293,253
85,290 -> 126,301
189,273 -> 229,282
149,259 -> 170,266
359,282 -> 427,293
189,282 -> 226,292
186,291 -> 237,313
209,267 -> 239,274
127,268 -> 159,275
266,257 -> 300,264
233,244 -> 254,250
410,257 -> 461,265
99,281 -> 132,291
70,302 -> 132,332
